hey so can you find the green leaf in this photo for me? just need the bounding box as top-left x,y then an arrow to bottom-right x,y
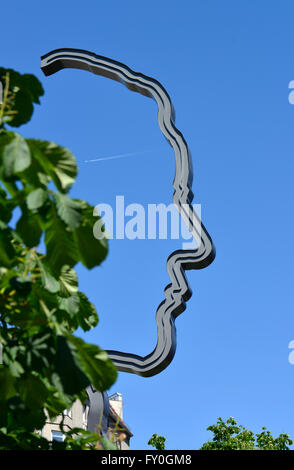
9,276 -> 32,297
76,292 -> 98,332
0,130 -> 16,160
37,259 -> 60,294
0,68 -> 44,127
58,265 -> 78,297
3,133 -> 31,178
16,209 -> 42,248
44,206 -> 79,273
27,139 -> 77,193
74,201 -> 108,269
58,294 -> 80,317
20,151 -> 50,188
18,375 -> 48,410
20,74 -> 44,105
26,188 -> 48,211
66,335 -> 117,392
0,367 -> 16,400
53,192 -> 82,230
44,377 -> 73,418
0,226 -> 16,267
11,91 -> 34,128
23,330 -> 55,371
54,336 -> 90,395
0,187 -> 13,223
8,360 -> 24,378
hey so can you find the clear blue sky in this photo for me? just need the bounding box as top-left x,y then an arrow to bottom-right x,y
2,0 -> 294,450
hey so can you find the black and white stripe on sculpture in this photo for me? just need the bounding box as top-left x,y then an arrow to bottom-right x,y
41,49 -> 216,377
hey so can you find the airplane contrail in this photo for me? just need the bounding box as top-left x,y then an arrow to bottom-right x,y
84,149 -> 153,163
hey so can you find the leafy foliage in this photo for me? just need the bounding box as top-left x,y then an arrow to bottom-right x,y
148,418 -> 293,451
0,68 -> 116,450
200,417 -> 293,450
0,68 -> 44,128
148,433 -> 166,450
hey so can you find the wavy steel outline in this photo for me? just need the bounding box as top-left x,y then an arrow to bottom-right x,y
41,48 -> 216,377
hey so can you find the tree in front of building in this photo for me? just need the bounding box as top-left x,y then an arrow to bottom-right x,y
0,67 -> 117,449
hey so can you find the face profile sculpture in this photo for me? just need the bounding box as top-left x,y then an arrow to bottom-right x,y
41,48 -> 215,380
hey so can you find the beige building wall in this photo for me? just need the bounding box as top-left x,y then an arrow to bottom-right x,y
42,392 -> 132,449
42,399 -> 88,441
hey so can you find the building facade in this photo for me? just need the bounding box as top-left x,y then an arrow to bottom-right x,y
42,389 -> 132,449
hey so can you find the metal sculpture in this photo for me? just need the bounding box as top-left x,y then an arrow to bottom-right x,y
41,48 -> 215,378
86,386 -> 109,434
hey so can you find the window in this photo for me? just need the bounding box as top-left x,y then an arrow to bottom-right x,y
51,431 -> 64,442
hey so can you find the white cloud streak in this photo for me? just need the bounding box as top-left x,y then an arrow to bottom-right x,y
84,149 -> 153,163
